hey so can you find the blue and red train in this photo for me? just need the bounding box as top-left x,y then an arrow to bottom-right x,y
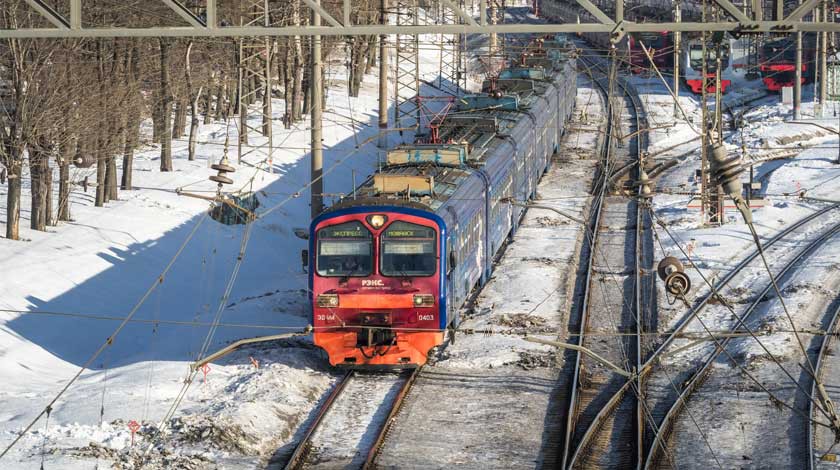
306,36 -> 578,367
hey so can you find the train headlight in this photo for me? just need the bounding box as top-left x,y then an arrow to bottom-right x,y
317,294 -> 339,308
413,294 -> 435,307
367,214 -> 388,229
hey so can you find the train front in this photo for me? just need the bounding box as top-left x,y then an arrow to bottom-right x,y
683,40 -> 732,94
759,38 -> 802,91
308,207 -> 445,368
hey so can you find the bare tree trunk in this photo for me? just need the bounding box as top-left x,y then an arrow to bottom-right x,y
30,144 -> 48,231
2,115 -> 22,239
185,41 -> 199,161
216,71 -> 227,121
366,35 -> 377,74
95,135 -> 106,206
122,41 -> 140,190
292,0 -> 304,121
227,78 -> 237,120
350,37 -> 367,97
283,38 -> 294,129
247,73 -> 257,106
204,71 -> 215,124
173,97 -> 187,139
106,152 -> 118,200
45,166 -> 53,226
95,39 -> 108,206
160,38 -> 173,172
122,130 -> 135,190
6,163 -> 20,239
262,40 -> 273,136
152,89 -> 162,144
57,141 -> 71,221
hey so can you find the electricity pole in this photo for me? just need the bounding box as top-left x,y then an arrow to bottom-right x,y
673,0 -> 681,119
311,0 -> 324,219
378,0 -> 389,149
820,0 -> 828,117
795,29 -> 802,119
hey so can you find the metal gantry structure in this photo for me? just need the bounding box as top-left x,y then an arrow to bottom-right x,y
393,0 -> 422,141
9,0 -> 840,38
237,0 -> 274,171
437,0 -> 468,95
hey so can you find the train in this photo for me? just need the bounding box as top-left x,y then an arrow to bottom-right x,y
758,34 -> 817,91
628,31 -> 674,73
306,35 -> 577,368
538,1 -> 735,94
681,37 -> 733,94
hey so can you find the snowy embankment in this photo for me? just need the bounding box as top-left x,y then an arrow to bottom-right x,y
0,39 -> 447,468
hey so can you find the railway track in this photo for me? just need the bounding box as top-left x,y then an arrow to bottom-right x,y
568,38 -> 840,469
643,216 -> 840,469
559,45 -> 653,469
810,295 -> 840,469
283,368 -> 419,469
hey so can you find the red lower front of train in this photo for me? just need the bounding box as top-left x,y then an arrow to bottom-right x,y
629,49 -> 672,74
309,210 -> 444,367
760,64 -> 806,91
686,76 -> 731,94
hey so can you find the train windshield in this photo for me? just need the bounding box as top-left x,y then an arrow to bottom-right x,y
317,221 -> 373,277
631,32 -> 667,49
762,40 -> 795,63
380,221 -> 437,277
689,43 -> 730,71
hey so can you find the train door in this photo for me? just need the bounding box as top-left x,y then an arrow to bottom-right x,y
446,230 -> 459,328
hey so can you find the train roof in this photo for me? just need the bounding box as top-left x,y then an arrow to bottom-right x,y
319,41 -> 574,216
329,163 -> 474,213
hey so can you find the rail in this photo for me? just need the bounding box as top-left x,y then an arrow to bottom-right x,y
562,42 -> 650,469
283,368 -> 419,470
809,296 -> 840,468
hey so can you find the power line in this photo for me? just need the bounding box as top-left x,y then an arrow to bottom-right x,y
0,213 -> 209,461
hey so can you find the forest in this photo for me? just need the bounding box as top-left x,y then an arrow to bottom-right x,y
0,0 -> 382,240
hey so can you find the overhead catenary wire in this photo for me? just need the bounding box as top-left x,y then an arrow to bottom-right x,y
142,219 -> 255,460
0,214 -> 208,462
647,206 -> 838,427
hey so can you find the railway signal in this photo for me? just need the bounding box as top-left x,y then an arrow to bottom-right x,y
127,420 -> 141,446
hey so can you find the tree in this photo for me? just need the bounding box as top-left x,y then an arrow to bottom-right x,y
159,38 -> 173,172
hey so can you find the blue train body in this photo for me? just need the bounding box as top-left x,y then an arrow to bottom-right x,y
309,39 -> 577,351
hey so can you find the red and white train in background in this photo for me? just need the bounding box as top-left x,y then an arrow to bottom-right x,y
538,1 -> 735,93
